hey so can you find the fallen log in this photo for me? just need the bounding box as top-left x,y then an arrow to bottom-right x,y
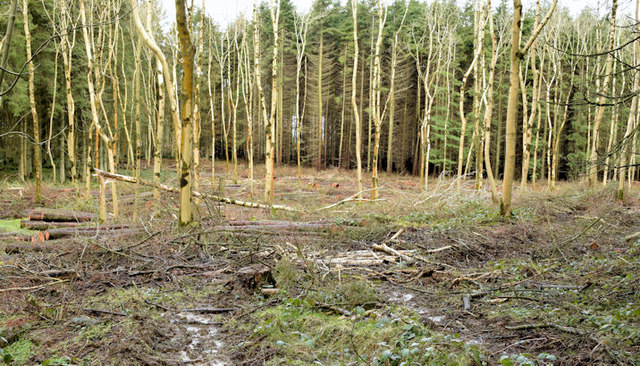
625,231 -> 640,242
228,220 -> 330,226
0,233 -> 32,241
20,220 -> 87,231
92,168 -> 300,212
40,269 -> 79,279
179,307 -> 238,314
28,208 -> 96,222
1,243 -> 100,253
33,226 -> 138,241
216,223 -> 331,231
372,243 -> 413,262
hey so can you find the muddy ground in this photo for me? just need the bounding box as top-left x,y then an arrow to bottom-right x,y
1,163 -> 639,365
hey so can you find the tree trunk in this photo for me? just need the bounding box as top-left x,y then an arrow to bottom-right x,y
317,33 -> 324,170
519,0 -> 542,191
23,0 -> 42,202
501,0 -> 556,216
618,0 -> 640,200
175,0 -> 195,225
370,0 -> 386,199
500,0 -> 523,216
588,0 -> 617,186
352,0 -> 363,197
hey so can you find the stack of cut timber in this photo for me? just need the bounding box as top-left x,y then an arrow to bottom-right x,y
31,225 -> 134,242
20,208 -> 95,231
26,208 -> 96,223
0,208 -> 140,243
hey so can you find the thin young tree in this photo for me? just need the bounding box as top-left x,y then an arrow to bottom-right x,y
265,0 -> 281,203
22,0 -> 42,202
618,0 -> 640,200
370,0 -> 387,199
501,0 -> 557,216
293,10 -> 310,183
131,0 -> 184,221
352,0 -> 363,197
588,0 -> 618,186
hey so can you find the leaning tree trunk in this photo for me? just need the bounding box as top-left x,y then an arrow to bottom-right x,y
0,0 -> 17,107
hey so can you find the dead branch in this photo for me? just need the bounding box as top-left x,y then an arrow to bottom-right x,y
372,243 -> 413,262
179,307 -> 238,314
318,186 -> 386,210
84,308 -> 127,316
0,279 -> 69,293
624,231 -> 640,242
93,168 -> 300,212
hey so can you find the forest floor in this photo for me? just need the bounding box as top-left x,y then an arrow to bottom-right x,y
0,162 -> 639,365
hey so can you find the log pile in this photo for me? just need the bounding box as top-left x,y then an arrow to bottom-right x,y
0,208 -> 140,244
26,208 -> 96,222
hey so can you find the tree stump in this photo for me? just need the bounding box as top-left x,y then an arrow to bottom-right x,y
236,264 -> 275,291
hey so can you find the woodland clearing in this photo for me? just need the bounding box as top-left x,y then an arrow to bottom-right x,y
0,162 -> 638,365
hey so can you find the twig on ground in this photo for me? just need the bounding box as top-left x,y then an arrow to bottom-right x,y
84,308 -> 127,316
0,279 -> 69,293
318,186 -> 386,210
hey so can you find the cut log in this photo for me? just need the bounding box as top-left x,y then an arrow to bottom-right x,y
216,223 -> 331,231
0,232 -> 32,241
625,231 -> 640,242
20,220 -> 86,230
92,168 -> 300,212
228,220 -> 330,226
1,243 -> 101,253
33,225 -> 137,241
28,208 -> 96,222
372,243 -> 413,262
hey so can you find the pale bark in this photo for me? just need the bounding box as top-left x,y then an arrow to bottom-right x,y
352,0 -> 363,198
317,33 -> 324,170
47,44 -> 60,184
588,0 -> 618,186
618,0 -> 640,200
264,0 -> 280,203
457,12 -> 487,187
175,0 -> 196,225
59,0 -> 76,192
519,0 -> 542,191
501,0 -> 557,216
193,0 -> 205,204
370,0 -> 387,199
483,0 -> 500,202
294,11 -> 310,182
206,20 -> 216,190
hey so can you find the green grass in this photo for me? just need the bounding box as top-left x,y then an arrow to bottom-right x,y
0,219 -> 38,235
245,299 -> 486,366
1,339 -> 35,365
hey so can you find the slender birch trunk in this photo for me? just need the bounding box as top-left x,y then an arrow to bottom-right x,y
588,0 -> 617,186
